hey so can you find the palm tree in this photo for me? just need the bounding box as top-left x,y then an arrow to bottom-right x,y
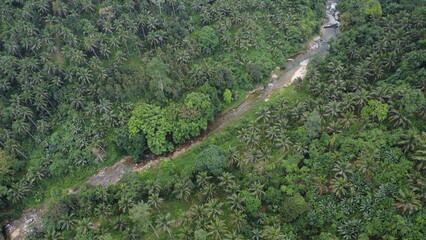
231,210 -> 247,232
326,101 -> 342,118
148,193 -> 164,211
76,218 -> 94,234
205,199 -> 224,219
58,213 -> 77,231
227,147 -> 241,169
123,0 -> 135,12
197,171 -> 212,188
356,155 -> 376,180
178,226 -> 193,240
4,139 -> 27,159
338,219 -> 362,240
45,229 -> 63,240
36,119 -> 50,135
8,181 -> 31,204
256,106 -> 272,123
95,188 -> 109,202
412,148 -> 426,170
266,126 -> 280,143
201,183 -> 217,202
52,0 -> 68,16
95,203 -> 112,219
207,217 -> 227,240
395,189 -> 422,214
251,228 -> 262,240
339,112 -> 355,129
245,149 -> 259,163
126,227 -> 143,240
407,172 -> 426,200
114,50 -> 127,64
313,175 -> 328,195
398,130 -> 417,153
291,102 -> 307,121
146,179 -> 161,194
17,106 -> 37,127
294,143 -> 308,155
331,177 -> 351,198
190,204 -> 207,226
353,89 -> 370,114
239,128 -> 260,147
417,104 -> 426,120
83,36 -> 98,57
118,195 -> 134,213
224,230 -> 244,240
250,182 -> 265,199
114,216 -> 129,231
173,179 -> 193,202
12,119 -> 34,139
332,160 -> 353,179
156,213 -> 173,237
99,43 -> 110,59
327,120 -> 341,134
76,67 -> 92,85
218,172 -> 235,191
372,85 -> 391,102
262,225 -> 284,240
225,181 -> 241,195
389,108 -> 411,128
227,193 -> 245,211
275,134 -> 293,155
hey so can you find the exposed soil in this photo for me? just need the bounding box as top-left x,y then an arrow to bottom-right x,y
4,206 -> 44,240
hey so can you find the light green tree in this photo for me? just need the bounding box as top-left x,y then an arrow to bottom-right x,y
361,100 -> 389,122
223,89 -> 232,104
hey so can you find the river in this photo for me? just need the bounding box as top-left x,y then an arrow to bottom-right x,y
4,1 -> 339,239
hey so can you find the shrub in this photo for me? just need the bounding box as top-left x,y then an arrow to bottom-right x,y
195,26 -> 219,55
281,194 -> 309,222
194,145 -> 227,176
114,126 -> 147,162
223,89 -> 232,104
241,190 -> 261,217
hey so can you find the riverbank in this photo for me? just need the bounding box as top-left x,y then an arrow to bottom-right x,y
5,1 -> 341,238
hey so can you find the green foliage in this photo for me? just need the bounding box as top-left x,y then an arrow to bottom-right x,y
400,88 -> 425,114
194,145 -> 227,176
114,126 -> 147,162
8,1 -> 426,240
0,0 -> 325,218
240,190 -> 261,217
128,92 -> 215,154
281,194 -> 309,222
194,229 -> 208,240
223,89 -> 232,104
195,26 -> 219,55
157,159 -> 178,190
246,52 -> 275,83
145,57 -> 175,103
0,150 -> 17,176
129,202 -> 152,234
129,104 -> 173,155
305,110 -> 322,139
49,187 -> 65,201
97,234 -> 114,240
364,0 -> 383,19
361,100 -> 389,122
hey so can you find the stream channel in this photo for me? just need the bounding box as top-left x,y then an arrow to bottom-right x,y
5,1 -> 340,239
